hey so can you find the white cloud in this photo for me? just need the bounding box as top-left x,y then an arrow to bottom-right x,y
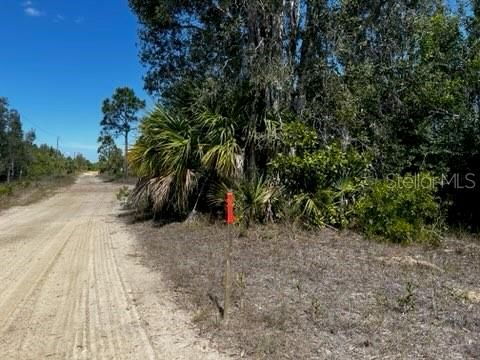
24,7 -> 45,16
21,2 -> 83,24
21,1 -> 45,17
54,14 -> 65,22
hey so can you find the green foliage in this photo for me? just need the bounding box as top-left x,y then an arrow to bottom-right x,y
0,97 -> 90,183
0,184 -> 13,196
97,134 -> 124,177
355,173 -> 442,243
208,176 -> 281,227
101,87 -> 146,138
116,186 -> 131,206
129,107 -> 201,213
129,104 -> 243,215
279,120 -> 318,154
271,139 -> 371,228
127,0 -> 480,232
290,193 -> 327,228
197,109 -> 242,178
100,87 -> 145,177
271,142 -> 371,194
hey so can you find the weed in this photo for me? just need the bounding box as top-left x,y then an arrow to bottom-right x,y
307,296 -> 323,322
0,184 -> 14,197
116,186 -> 130,207
397,282 -> 416,313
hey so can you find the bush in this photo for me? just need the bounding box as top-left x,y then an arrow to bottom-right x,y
116,186 -> 131,209
271,143 -> 371,193
289,186 -> 359,229
208,176 -> 281,227
270,141 -> 372,228
0,184 -> 14,197
279,120 -> 319,154
355,173 -> 443,243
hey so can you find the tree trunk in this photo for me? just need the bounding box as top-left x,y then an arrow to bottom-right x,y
6,161 -> 11,184
124,132 -> 129,180
8,160 -> 14,183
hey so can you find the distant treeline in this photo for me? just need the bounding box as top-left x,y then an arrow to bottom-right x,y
0,97 -> 91,183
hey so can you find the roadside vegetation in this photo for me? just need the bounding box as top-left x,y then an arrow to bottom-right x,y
97,132 -> 124,180
0,97 -> 92,209
0,176 -> 77,211
124,0 -> 480,241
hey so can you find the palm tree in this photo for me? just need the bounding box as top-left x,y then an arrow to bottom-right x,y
129,105 -> 243,216
129,107 -> 202,213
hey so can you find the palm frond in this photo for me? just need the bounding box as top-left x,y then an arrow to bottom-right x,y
292,193 -> 325,227
128,106 -> 202,213
196,108 -> 243,178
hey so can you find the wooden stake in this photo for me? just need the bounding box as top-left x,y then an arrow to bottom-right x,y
223,223 -> 232,321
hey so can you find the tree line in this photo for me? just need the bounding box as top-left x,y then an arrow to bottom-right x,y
122,0 -> 480,239
0,97 -> 91,183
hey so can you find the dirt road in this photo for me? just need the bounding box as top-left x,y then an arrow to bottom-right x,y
0,173 -> 227,360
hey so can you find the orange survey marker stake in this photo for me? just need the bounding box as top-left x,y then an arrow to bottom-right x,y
225,191 -> 235,224
223,191 -> 234,321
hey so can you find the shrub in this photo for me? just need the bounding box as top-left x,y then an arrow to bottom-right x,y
279,120 -> 319,154
270,141 -> 372,228
116,186 -> 131,207
355,173 -> 443,243
291,186 -> 358,229
289,193 -> 328,228
271,143 -> 371,193
208,176 -> 282,227
0,184 -> 14,197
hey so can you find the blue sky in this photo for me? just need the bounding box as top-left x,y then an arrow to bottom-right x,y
0,0 -> 153,161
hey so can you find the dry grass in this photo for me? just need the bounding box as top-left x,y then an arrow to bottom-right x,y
99,173 -> 138,185
131,218 -> 480,359
0,176 -> 76,211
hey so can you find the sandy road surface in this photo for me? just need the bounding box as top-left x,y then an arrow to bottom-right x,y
0,173 -> 227,360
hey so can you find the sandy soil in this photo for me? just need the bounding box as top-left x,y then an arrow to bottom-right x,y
132,221 -> 480,359
0,173 -> 228,360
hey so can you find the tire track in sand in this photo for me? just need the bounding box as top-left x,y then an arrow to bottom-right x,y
0,173 -> 227,360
